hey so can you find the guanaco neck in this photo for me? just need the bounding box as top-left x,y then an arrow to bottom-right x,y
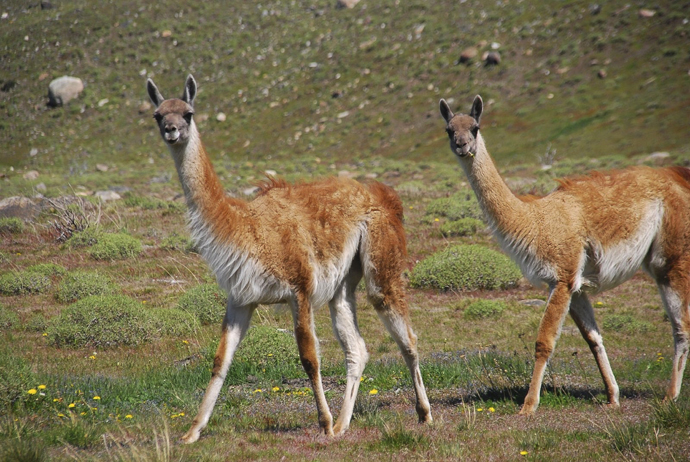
167,120 -> 247,235
459,133 -> 530,235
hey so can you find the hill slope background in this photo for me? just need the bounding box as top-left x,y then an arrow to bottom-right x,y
1,0 -> 689,193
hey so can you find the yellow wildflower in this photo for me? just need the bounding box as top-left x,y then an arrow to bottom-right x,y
369,389 -> 378,395
57,413 -> 65,417
434,218 -> 439,222
125,414 -> 133,419
253,389 -> 262,393
68,403 -> 75,408
179,412 -> 184,417
520,451 -> 528,456
38,385 -> 46,390
89,355 -> 96,360
93,396 -> 100,400
42,333 -> 48,337
272,386 -> 280,392
81,412 -> 87,416
477,408 -> 483,412
488,407 -> 495,413
182,340 -> 188,345
28,389 -> 37,395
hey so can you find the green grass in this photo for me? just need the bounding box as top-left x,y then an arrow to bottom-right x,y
0,272 -> 52,296
55,271 -> 115,303
177,283 -> 227,325
0,217 -> 24,235
88,232 -> 142,260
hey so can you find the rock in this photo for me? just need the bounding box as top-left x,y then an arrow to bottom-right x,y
337,111 -> 349,119
161,30 -> 172,38
96,164 -> 109,172
338,170 -> 352,178
94,190 -> 121,202
0,196 -> 40,219
38,73 -> 49,81
243,187 -> 259,196
520,299 -> 546,307
48,76 -> 84,107
364,173 -> 378,179
597,69 -> 607,79
641,151 -> 670,164
264,170 -> 277,177
491,42 -> 501,50
638,9 -> 655,18
138,101 -> 152,113
2,80 -> 17,92
335,0 -> 360,8
216,112 -> 226,122
484,51 -> 501,65
35,183 -> 47,193
97,98 -> 109,107
458,47 -> 478,64
589,4 -> 601,15
29,148 -> 38,157
40,1 -> 54,10
23,170 -> 39,180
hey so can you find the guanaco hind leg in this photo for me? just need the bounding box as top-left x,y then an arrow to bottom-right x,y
656,281 -> 690,400
182,303 -> 255,444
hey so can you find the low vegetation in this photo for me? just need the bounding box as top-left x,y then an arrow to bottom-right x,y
0,217 -> 24,235
55,271 -> 115,303
88,232 -> 142,260
177,283 -> 227,325
0,271 -> 52,296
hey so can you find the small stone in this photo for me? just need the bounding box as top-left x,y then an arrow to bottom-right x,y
642,151 -> 670,164
589,4 -> 601,15
0,196 -> 40,219
41,1 -> 54,10
265,170 -> 277,177
23,170 -> 39,180
458,47 -> 478,64
1,13 -> 8,19
98,98 -> 109,107
484,51 -> 501,65
335,0 -> 360,8
520,299 -> 546,307
161,30 -> 172,38
338,170 -> 351,178
243,187 -> 259,196
638,9 -> 655,18
35,183 -> 47,193
38,72 -> 49,81
556,67 -> 570,74
590,59 -> 599,66
94,191 -> 121,202
308,62 -> 318,68
243,140 -> 251,148
138,101 -> 152,113
96,164 -> 109,172
216,112 -> 226,122
491,42 -> 500,50
597,69 -> 607,79
364,173 -> 378,179
337,111 -> 349,119
48,76 -> 84,107
29,148 -> 38,157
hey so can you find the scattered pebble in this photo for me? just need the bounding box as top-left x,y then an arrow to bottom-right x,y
216,112 -> 226,122
23,170 -> 39,180
98,98 -> 109,107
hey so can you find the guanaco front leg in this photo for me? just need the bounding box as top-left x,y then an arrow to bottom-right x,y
520,283 -> 572,415
291,294 -> 334,435
182,303 -> 255,444
569,291 -> 620,407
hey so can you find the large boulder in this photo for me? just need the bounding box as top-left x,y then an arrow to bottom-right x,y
48,76 -> 84,107
0,196 -> 40,220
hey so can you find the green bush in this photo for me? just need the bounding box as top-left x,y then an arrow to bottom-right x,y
177,284 -> 227,325
410,245 -> 522,291
440,218 -> 485,237
24,313 -> 47,332
235,325 -> 300,367
0,217 -> 24,234
160,232 -> 195,252
47,295 -> 196,348
0,272 -> 51,295
464,299 -> 508,319
0,305 -> 19,330
425,192 -> 483,222
26,263 -> 67,278
602,314 -> 652,334
65,227 -> 102,248
0,350 -> 36,407
89,233 -> 142,260
56,271 -> 115,303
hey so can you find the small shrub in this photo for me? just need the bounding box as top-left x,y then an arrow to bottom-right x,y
440,218 -> 485,237
160,232 -> 195,252
410,245 -> 522,291
1,439 -> 47,462
651,398 -> 690,429
602,314 -> 652,334
0,272 -> 51,295
425,192 -> 483,222
47,295 -> 186,348
464,299 -> 507,319
0,351 -> 36,407
0,305 -> 19,330
235,326 -> 300,367
26,263 -> 67,278
56,271 -> 115,303
177,284 -> 227,325
24,313 -> 47,332
89,233 -> 142,260
50,419 -> 101,449
0,217 -> 24,234
152,308 -> 199,337
65,227 -> 102,248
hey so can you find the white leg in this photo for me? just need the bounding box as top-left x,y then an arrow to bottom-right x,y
329,269 -> 368,435
569,291 -> 620,407
181,302 -> 255,444
657,283 -> 690,400
291,293 -> 334,435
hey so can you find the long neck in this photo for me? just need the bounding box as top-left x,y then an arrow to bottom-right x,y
168,122 -> 246,237
459,133 -> 529,234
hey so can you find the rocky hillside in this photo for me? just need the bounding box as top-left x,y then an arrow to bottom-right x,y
1,0 -> 688,194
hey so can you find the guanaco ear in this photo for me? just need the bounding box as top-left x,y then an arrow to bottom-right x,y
470,95 -> 483,124
439,99 -> 454,123
182,74 -> 197,106
147,79 -> 165,108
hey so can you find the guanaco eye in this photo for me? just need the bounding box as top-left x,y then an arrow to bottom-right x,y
445,128 -> 453,137
153,113 -> 162,122
183,112 -> 194,123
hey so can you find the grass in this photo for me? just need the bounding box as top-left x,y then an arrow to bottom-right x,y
1,0 -> 690,459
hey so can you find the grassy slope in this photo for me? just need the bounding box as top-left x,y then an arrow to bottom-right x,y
1,0 -> 690,460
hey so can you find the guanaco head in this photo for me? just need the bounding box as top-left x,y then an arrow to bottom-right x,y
439,95 -> 483,158
147,75 -> 197,146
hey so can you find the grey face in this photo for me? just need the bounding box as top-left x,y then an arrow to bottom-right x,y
439,95 -> 483,158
